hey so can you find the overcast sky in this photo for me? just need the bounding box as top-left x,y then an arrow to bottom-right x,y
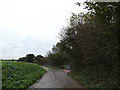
0,0 -> 85,59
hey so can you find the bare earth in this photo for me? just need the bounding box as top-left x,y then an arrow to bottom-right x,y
28,67 -> 86,88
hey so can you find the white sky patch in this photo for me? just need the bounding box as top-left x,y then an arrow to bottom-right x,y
0,0 -> 85,59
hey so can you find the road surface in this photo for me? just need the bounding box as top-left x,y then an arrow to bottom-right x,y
28,67 -> 86,88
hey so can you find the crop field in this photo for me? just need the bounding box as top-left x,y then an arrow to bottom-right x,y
2,61 -> 46,89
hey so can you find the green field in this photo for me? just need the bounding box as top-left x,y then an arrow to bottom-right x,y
2,61 -> 46,89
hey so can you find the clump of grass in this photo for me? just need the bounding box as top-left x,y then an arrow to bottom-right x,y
2,61 -> 46,89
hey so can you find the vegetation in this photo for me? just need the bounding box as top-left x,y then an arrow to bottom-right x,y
17,54 -> 35,62
46,42 -> 72,67
34,55 -> 46,65
26,54 -> 35,63
17,54 -> 46,65
1,1 -> 120,89
46,1 -> 120,88
2,61 -> 46,89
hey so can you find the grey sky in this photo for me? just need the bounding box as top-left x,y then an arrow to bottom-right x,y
0,0 -> 85,59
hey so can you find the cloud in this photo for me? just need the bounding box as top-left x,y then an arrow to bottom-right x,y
0,0 -> 85,59
0,29 -> 57,59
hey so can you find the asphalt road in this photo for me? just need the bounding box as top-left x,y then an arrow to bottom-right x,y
28,67 -> 85,88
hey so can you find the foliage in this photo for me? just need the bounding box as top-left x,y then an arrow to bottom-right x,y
47,1 -> 120,88
17,54 -> 46,65
34,55 -> 45,65
17,57 -> 26,62
2,61 -> 46,89
46,42 -> 72,67
47,53 -> 64,67
69,68 -> 119,88
17,54 -> 35,63
25,54 -> 35,62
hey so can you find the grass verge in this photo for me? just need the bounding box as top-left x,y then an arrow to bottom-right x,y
2,61 -> 46,89
69,69 -> 119,88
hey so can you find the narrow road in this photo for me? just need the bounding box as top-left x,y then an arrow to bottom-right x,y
29,67 -> 85,88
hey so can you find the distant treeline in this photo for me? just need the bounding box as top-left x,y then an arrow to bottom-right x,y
17,54 -> 46,65
0,59 -> 16,61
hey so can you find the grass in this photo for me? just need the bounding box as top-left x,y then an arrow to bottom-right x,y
69,71 -> 95,88
2,61 -> 46,89
69,69 -> 119,88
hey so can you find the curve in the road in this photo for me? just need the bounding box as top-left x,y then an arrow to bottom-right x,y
29,67 -> 86,88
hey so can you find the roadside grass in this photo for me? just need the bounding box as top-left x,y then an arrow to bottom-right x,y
69,71 -> 95,88
69,69 -> 118,88
2,61 -> 46,89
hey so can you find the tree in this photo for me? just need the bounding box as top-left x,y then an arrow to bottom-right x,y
35,55 -> 45,65
57,1 -> 120,87
45,1 -> 120,87
17,57 -> 26,62
46,42 -> 71,67
83,2 -> 120,87
25,54 -> 35,63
